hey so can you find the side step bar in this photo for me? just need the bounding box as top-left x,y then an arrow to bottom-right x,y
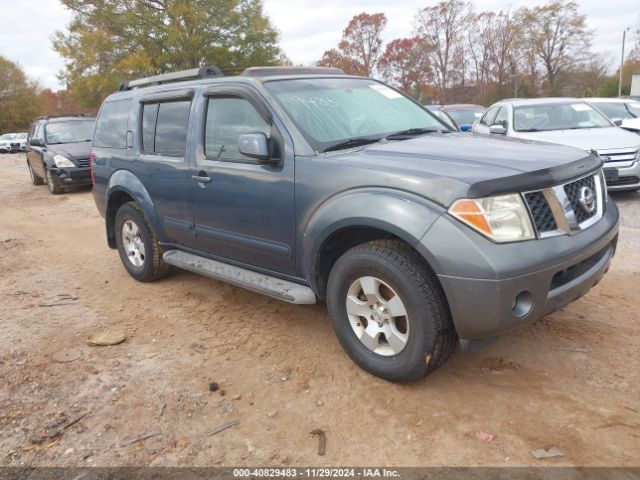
163,250 -> 316,305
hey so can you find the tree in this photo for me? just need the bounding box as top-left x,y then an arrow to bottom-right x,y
54,0 -> 281,108
517,1 -> 592,95
317,12 -> 387,76
0,57 -> 42,133
415,0 -> 472,103
379,38 -> 433,101
39,89 -> 86,116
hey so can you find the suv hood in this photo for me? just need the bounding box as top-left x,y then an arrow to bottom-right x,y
48,141 -> 92,160
334,133 -> 601,206
512,126 -> 640,152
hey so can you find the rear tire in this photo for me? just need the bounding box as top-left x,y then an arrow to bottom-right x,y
28,161 -> 45,185
327,240 -> 456,383
115,202 -> 172,282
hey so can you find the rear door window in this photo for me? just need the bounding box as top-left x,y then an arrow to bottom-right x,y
94,100 -> 130,148
140,100 -> 191,157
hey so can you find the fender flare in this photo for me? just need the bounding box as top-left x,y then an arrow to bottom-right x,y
300,188 -> 446,291
105,170 -> 163,244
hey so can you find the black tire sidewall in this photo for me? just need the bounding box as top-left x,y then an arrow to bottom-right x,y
45,168 -> 62,194
327,250 -> 440,382
115,204 -> 156,281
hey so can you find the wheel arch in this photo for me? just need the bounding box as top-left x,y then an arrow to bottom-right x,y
105,170 -> 160,249
301,189 -> 446,299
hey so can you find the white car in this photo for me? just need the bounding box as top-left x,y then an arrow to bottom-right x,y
0,133 -> 18,153
585,97 -> 640,134
472,98 -> 640,191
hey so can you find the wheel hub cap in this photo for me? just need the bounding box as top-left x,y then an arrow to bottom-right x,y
122,220 -> 146,267
345,276 -> 409,356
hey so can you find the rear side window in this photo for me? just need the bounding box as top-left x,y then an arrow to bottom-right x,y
140,100 -> 191,156
94,100 -> 130,148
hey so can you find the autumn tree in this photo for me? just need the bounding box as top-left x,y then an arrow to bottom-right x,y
379,38 -> 433,101
318,12 -> 387,76
517,1 -> 592,95
415,0 -> 472,103
0,57 -> 42,132
54,0 -> 281,108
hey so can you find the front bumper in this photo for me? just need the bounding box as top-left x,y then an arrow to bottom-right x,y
605,160 -> 640,191
419,200 -> 619,340
50,166 -> 92,186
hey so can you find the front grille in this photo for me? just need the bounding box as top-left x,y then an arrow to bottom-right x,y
608,175 -> 639,187
77,158 -> 90,167
596,149 -> 637,164
524,191 -> 557,233
564,175 -> 597,224
523,173 -> 603,238
10,143 -> 20,148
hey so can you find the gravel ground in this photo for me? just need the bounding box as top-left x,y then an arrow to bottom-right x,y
0,152 -> 639,467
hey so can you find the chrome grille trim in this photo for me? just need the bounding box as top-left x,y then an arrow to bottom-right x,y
523,172 -> 604,239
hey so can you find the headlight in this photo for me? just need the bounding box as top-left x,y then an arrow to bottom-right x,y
53,155 -> 75,168
449,193 -> 535,243
635,149 -> 640,162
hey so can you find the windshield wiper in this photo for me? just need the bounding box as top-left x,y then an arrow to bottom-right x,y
323,137 -> 381,153
516,128 -> 542,132
385,128 -> 443,140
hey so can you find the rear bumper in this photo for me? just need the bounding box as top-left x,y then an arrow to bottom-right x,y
421,200 -> 619,340
605,160 -> 640,191
50,166 -> 92,186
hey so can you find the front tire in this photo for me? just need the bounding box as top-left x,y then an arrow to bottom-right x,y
45,167 -> 63,194
327,240 -> 456,383
114,203 -> 172,282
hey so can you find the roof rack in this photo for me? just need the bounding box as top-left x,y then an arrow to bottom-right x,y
241,67 -> 345,77
36,113 -> 91,120
119,66 -> 223,91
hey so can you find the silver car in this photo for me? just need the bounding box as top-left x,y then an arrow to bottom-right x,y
472,98 -> 640,191
585,97 -> 640,134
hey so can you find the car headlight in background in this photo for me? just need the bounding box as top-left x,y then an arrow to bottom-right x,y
53,155 -> 75,168
635,148 -> 640,162
449,193 -> 535,243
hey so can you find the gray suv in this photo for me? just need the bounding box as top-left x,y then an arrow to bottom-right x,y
91,67 -> 619,382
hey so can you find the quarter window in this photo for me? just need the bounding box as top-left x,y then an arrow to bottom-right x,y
140,100 -> 191,156
94,100 -> 130,148
204,97 -> 271,162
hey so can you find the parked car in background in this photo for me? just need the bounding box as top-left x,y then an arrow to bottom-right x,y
0,133 -> 17,153
473,98 -> 640,191
10,133 -> 28,152
440,104 -> 485,132
585,97 -> 640,134
91,67 -> 618,382
26,114 -> 95,194
425,105 -> 459,131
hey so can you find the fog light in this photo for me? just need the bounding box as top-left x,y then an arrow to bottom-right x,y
512,291 -> 534,318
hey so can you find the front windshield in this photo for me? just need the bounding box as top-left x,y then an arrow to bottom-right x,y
0,133 -> 17,140
514,102 -> 611,132
15,133 -> 27,140
45,120 -> 95,144
265,78 -> 449,152
446,108 -> 484,125
593,102 -> 637,119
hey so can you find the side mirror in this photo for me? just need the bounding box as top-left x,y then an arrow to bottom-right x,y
238,133 -> 275,163
611,118 -> 623,127
489,124 -> 506,135
30,138 -> 44,147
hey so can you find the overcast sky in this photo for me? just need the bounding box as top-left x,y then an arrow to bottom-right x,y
0,0 -> 638,90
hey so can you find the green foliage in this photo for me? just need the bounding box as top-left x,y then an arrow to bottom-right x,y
0,57 -> 43,132
54,0 -> 281,108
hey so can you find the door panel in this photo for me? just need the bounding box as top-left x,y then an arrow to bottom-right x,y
190,90 -> 296,275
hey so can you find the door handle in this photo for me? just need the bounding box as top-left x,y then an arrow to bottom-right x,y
192,173 -> 211,184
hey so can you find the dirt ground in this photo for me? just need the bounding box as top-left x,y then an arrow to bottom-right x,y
0,152 -> 639,467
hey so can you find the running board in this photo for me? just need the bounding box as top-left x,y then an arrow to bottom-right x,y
163,250 -> 316,304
